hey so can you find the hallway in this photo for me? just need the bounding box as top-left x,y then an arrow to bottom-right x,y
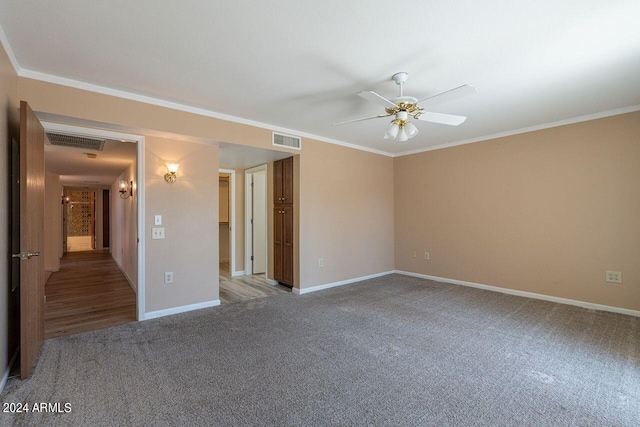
45,250 -> 136,338
219,262 -> 290,304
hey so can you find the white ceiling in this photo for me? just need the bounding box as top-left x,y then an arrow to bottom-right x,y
45,137 -> 136,186
2,1 -> 640,155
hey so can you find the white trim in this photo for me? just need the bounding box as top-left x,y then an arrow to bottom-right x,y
143,299 -> 221,320
20,68 -> 391,157
394,104 -> 640,157
0,349 -> 19,393
0,25 -> 21,74
292,271 -> 395,295
40,122 -> 146,321
18,69 -> 640,160
137,136 -> 146,321
394,270 -> 640,318
266,278 -> 278,286
112,254 -> 137,293
219,169 -> 236,276
232,270 -> 245,277
244,164 -> 268,275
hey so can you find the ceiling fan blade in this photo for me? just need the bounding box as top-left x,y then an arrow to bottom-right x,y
358,91 -> 398,109
415,111 -> 467,126
332,114 -> 391,126
418,84 -> 476,106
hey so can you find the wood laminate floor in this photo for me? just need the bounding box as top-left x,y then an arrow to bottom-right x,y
219,262 -> 290,304
44,250 -> 136,339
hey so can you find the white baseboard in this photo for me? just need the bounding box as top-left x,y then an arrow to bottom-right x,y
142,299 -> 221,320
293,271 -> 395,295
1,349 -> 19,393
265,278 -> 278,286
394,270 -> 640,318
111,254 -> 137,293
232,270 -> 245,277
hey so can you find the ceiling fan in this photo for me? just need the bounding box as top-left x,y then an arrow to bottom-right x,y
333,72 -> 476,142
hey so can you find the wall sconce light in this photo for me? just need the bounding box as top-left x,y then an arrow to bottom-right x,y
165,162 -> 180,183
119,180 -> 133,199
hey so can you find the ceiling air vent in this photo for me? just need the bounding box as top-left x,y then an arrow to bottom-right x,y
46,132 -> 106,151
272,132 -> 301,150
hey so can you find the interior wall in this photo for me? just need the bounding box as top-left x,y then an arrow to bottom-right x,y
395,111 -> 640,312
0,39 -> 19,383
43,169 -> 62,271
144,136 -> 218,311
111,163 -> 138,289
299,141 -> 395,288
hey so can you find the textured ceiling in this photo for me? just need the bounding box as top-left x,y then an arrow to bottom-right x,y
1,0 -> 639,155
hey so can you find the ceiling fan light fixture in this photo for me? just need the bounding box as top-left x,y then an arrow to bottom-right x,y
385,121 -> 400,139
396,127 -> 409,142
404,121 -> 419,138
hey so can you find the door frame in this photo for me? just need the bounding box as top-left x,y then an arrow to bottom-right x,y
218,169 -> 236,275
244,164 -> 268,275
41,122 -> 146,320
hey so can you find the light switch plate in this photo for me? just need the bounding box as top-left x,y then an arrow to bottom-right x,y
155,215 -> 162,225
152,227 -> 165,239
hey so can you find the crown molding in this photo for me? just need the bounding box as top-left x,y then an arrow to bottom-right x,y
18,67 -> 393,158
0,24 -> 21,75
393,104 -> 640,158
3,23 -> 638,160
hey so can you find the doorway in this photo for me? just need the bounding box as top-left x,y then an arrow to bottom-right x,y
218,170 -> 235,278
41,122 -> 143,337
245,165 -> 267,275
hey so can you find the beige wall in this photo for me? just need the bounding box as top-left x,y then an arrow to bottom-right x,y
0,42 -> 19,382
299,141 -> 395,288
17,77 -> 396,295
43,169 -> 62,271
111,163 -> 138,289
144,136 -> 218,312
395,111 -> 640,311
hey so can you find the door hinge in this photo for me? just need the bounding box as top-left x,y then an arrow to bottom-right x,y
251,256 -> 254,261
250,218 -> 253,224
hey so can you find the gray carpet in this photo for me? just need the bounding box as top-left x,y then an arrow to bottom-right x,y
1,274 -> 639,426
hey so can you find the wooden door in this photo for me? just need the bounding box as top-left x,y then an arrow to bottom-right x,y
282,157 -> 293,205
17,101 -> 46,379
102,190 -> 110,248
273,207 -> 283,282
274,159 -> 283,204
282,206 -> 294,285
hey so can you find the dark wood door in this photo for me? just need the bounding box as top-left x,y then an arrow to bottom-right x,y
282,157 -> 293,205
274,159 -> 283,204
17,101 -> 46,379
102,189 -> 110,248
273,207 -> 283,282
282,206 -> 294,285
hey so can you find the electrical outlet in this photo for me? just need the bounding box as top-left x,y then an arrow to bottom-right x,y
164,272 -> 174,284
412,251 -> 416,258
152,227 -> 165,239
606,270 -> 622,283
424,252 -> 430,260
318,258 -> 324,267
